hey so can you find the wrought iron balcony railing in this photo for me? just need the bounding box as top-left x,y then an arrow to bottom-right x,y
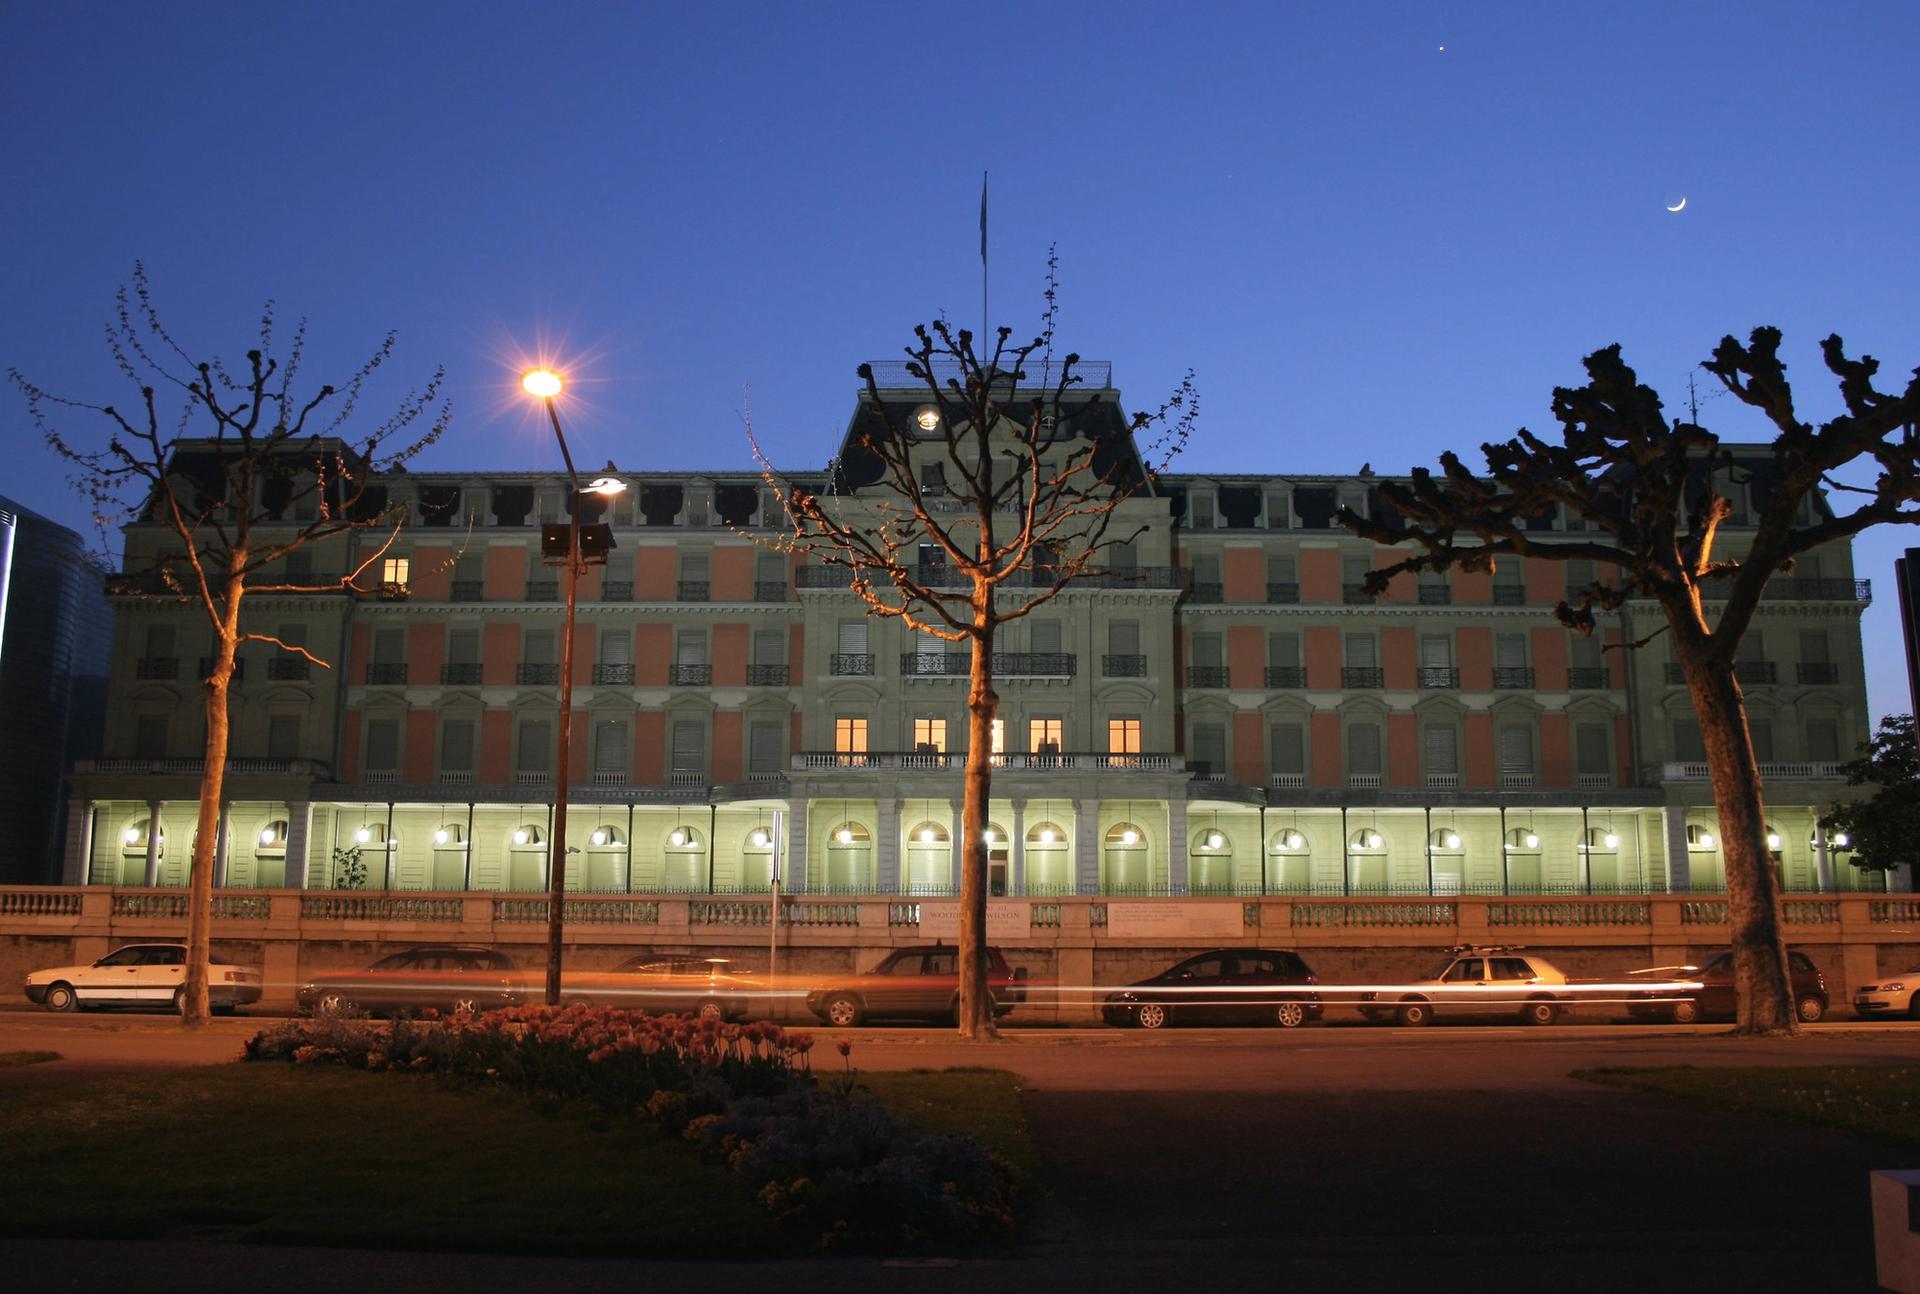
677,581 -> 709,602
1187,666 -> 1230,689
900,652 -> 1075,678
1102,654 -> 1148,677
829,653 -> 874,676
600,581 -> 634,602
1797,662 -> 1840,685
747,664 -> 789,686
525,580 -> 559,601
1568,666 -> 1610,690
1418,584 -> 1451,605
516,663 -> 559,685
440,662 -> 483,685
1341,666 -> 1383,688
1662,661 -> 1778,686
1265,665 -> 1306,688
1265,582 -> 1299,604
1187,583 -> 1224,605
594,663 -> 634,685
449,580 -> 485,602
1418,666 -> 1459,688
1492,585 -> 1526,605
366,662 -> 408,685
135,656 -> 179,681
1493,667 -> 1535,689
753,581 -> 787,602
268,657 -> 312,682
671,663 -> 712,686
1342,584 -> 1374,604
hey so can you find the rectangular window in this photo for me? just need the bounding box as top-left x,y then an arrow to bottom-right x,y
1748,719 -> 1775,763
1498,724 -> 1535,777
753,629 -> 785,665
1189,493 -> 1216,528
1267,554 -> 1297,582
1108,620 -> 1140,656
1109,718 -> 1142,754
1805,718 -> 1840,763
1495,633 -> 1527,668
447,628 -> 480,664
365,718 -> 400,772
670,721 -> 705,776
1673,720 -> 1705,762
134,713 -> 169,758
679,553 -> 709,581
1424,726 -> 1458,775
599,628 -> 632,665
267,715 -> 301,759
749,722 -> 783,775
1030,619 -> 1063,654
593,719 -> 629,773
1737,631 -> 1766,663
1344,634 -> 1377,668
920,461 -> 946,493
912,717 -> 947,752
1799,629 -> 1830,664
523,629 -> 555,666
990,718 -> 1005,755
1420,634 -> 1453,668
277,623 -> 307,651
372,629 -> 406,664
676,631 -> 707,664
1348,723 -> 1382,775
1342,555 -> 1370,589
1575,724 -> 1609,774
837,620 -> 868,654
1270,725 -> 1304,776
1029,718 -> 1063,753
1193,723 -> 1227,775
1192,632 -> 1223,668
834,717 -> 868,755
756,553 -> 785,584
1571,635 -> 1603,671
516,719 -> 551,772
1192,554 -> 1221,586
440,719 -> 476,773
1269,633 -> 1301,668
382,556 -> 410,586
1265,492 -> 1291,528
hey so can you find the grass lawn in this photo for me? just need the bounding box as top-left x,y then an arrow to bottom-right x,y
0,1061 -> 1035,1256
1575,1065 -> 1920,1144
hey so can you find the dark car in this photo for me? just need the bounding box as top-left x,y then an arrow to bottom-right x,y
805,944 -> 1028,1026
1627,949 -> 1829,1024
1104,948 -> 1323,1029
562,956 -> 764,1020
297,945 -> 522,1017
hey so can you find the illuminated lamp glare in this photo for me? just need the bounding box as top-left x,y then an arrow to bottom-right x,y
1767,832 -> 1782,850
1524,833 -> 1539,849
590,830 -> 607,846
513,829 -> 529,845
1603,833 -> 1619,849
123,827 -> 140,844
669,829 -> 687,847
521,368 -> 563,399
837,828 -> 854,844
1445,832 -> 1461,849
750,829 -> 769,847
1039,828 -> 1056,843
355,827 -> 372,844
434,828 -> 449,845
1121,829 -> 1139,845
1834,832 -> 1850,848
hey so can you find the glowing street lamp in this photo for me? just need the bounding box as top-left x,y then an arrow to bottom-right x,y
521,365 -> 625,1006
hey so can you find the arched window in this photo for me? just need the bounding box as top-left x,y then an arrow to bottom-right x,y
256,820 -> 289,854
1102,822 -> 1149,895
1266,827 -> 1310,895
509,823 -> 545,848
906,820 -> 951,895
121,817 -> 164,855
823,821 -> 871,894
662,824 -> 707,892
740,825 -> 775,890
1024,820 -> 1071,896
587,824 -> 626,849
1685,824 -> 1717,851
1503,827 -> 1542,852
1347,826 -> 1388,896
1427,826 -> 1466,896
1190,827 -> 1234,896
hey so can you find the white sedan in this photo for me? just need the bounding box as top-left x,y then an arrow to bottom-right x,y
1855,968 -> 1920,1021
23,943 -> 263,1014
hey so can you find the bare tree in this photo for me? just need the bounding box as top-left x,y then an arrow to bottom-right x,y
1342,327 -> 1920,1035
12,264 -> 448,1026
752,279 -> 1195,1038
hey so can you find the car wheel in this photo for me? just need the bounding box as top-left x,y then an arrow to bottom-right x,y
696,999 -> 726,1023
1273,1000 -> 1307,1029
314,992 -> 352,1017
1906,995 -> 1920,1022
1670,998 -> 1699,1025
1396,999 -> 1433,1027
1796,995 -> 1826,1024
173,987 -> 187,1016
562,996 -> 593,1009
823,993 -> 863,1027
1521,999 -> 1559,1027
42,982 -> 77,1013
451,996 -> 481,1015
1136,1002 -> 1169,1031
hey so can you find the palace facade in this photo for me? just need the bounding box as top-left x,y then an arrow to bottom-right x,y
61,364 -> 1887,901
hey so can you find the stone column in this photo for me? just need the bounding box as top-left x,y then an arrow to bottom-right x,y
143,799 -> 165,887
875,797 -> 901,894
784,798 -> 808,895
213,806 -> 232,889
1814,828 -> 1833,893
1662,805 -> 1691,893
1011,799 -> 1027,897
284,801 -> 312,890
948,798 -> 963,894
62,798 -> 93,886
1074,798 -> 1100,895
1166,797 -> 1189,896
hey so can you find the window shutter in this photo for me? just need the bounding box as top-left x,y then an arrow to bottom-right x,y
1799,630 -> 1830,664
1420,635 -> 1452,668
1498,724 -> 1534,774
1348,723 -> 1382,774
1194,724 -> 1227,773
1193,633 -> 1223,667
749,723 -> 782,774
600,630 -> 632,665
1108,620 -> 1140,656
523,630 -> 555,666
671,721 -> 706,773
1345,635 -> 1377,668
1270,725 -> 1304,775
1424,726 -> 1458,774
753,630 -> 784,665
1030,620 -> 1062,654
838,621 -> 868,654
593,720 -> 628,772
1270,634 -> 1300,668
448,629 -> 480,664
366,719 -> 400,771
1495,634 -> 1526,669
517,720 -> 551,772
1575,724 -> 1608,773
676,631 -> 706,664
441,719 -> 475,772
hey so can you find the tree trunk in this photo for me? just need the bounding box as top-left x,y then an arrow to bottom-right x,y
184,574 -> 244,1028
957,579 -> 998,1039
1678,642 -> 1797,1035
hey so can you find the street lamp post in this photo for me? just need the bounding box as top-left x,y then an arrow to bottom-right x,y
521,368 -> 623,1006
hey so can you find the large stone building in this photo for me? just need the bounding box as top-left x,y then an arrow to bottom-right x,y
60,364 -> 1887,902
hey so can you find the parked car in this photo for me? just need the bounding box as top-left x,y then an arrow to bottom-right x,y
24,943 -> 262,1014
1854,966 -> 1920,1020
1358,947 -> 1578,1026
1104,948 -> 1323,1029
297,945 -> 521,1017
1626,949 -> 1829,1023
562,956 -> 763,1020
805,944 -> 1028,1026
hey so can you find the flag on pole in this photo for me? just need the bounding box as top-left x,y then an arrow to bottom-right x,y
979,171 -> 988,264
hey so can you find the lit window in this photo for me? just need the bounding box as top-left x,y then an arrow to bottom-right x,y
990,719 -> 1005,754
382,556 -> 410,586
1108,718 -> 1142,755
1029,718 -> 1063,754
912,717 -> 947,753
834,717 -> 868,755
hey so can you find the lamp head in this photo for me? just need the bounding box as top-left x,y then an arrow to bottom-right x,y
522,368 -> 563,399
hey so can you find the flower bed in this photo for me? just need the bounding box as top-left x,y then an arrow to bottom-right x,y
244,1006 -> 1016,1249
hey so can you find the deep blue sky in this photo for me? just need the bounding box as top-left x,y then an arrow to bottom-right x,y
5,2 -> 1917,716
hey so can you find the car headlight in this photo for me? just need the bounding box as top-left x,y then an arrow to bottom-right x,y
1885,982 -> 1906,992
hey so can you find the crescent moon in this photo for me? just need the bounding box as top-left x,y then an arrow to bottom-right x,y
1666,196 -> 1688,212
